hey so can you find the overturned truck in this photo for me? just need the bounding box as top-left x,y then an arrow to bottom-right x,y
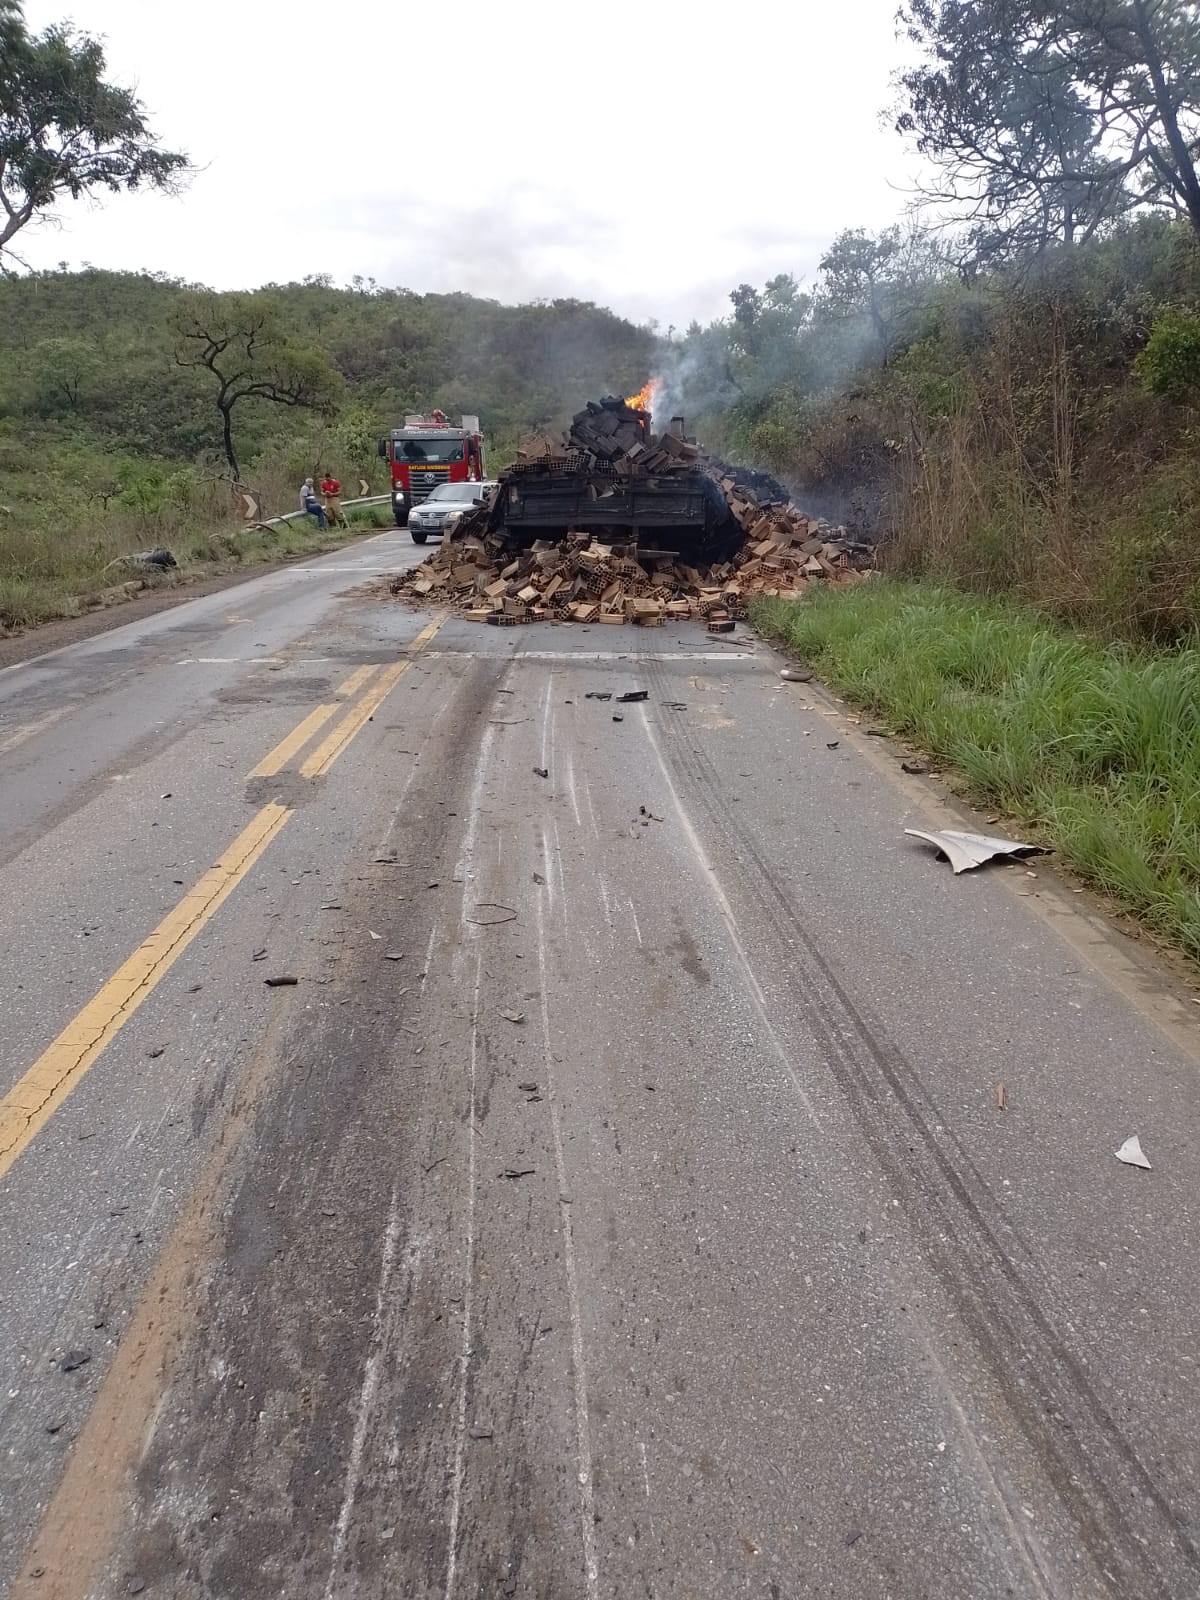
496,397 -> 743,565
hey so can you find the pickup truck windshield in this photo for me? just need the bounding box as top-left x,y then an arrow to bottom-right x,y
395,438 -> 466,464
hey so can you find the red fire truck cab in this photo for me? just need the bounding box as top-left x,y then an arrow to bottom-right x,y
378,410 -> 485,525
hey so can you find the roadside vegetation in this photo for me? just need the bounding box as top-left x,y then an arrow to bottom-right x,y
672,218 -> 1200,645
755,584 -> 1200,964
0,498 -> 367,632
665,0 -> 1200,645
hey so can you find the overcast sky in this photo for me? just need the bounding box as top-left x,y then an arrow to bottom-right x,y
20,0 -> 917,328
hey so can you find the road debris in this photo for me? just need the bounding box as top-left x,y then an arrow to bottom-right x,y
901,760 -> 928,775
251,948 -> 267,962
264,974 -> 299,987
107,545 -> 176,573
384,951 -> 404,961
1115,1135 -> 1152,1170
533,872 -> 546,885
585,691 -> 612,701
612,714 -> 624,723
996,1082 -> 1006,1111
146,1046 -> 165,1060
59,1349 -> 91,1373
533,766 -> 549,779
500,1167 -> 536,1180
779,668 -> 813,683
501,1008 -> 526,1024
616,690 -> 649,703
369,930 -> 382,940
905,828 -> 1047,875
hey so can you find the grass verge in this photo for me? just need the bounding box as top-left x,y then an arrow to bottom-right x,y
753,582 -> 1200,965
0,515 -> 383,634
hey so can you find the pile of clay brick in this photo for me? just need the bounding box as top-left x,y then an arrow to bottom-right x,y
394,515 -> 870,630
562,397 -> 702,472
389,391 -> 875,626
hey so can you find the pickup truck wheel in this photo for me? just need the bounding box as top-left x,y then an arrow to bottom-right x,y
410,528 -> 428,545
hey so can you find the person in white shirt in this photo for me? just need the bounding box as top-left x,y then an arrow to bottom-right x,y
299,478 -> 327,530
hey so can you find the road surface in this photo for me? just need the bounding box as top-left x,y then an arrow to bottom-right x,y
2,528 -> 1199,1599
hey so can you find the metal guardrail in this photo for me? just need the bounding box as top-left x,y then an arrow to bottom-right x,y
251,494 -> 394,530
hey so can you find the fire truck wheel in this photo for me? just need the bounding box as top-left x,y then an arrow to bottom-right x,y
410,528 -> 428,544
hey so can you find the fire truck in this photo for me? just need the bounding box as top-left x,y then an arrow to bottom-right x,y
378,411 -> 485,525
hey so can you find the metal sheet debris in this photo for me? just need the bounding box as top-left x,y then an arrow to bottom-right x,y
905,827 -> 1047,875
1115,1135 -> 1152,1170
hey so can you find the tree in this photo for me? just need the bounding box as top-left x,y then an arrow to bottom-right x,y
724,275 -> 812,397
1134,306 -> 1200,396
31,335 -> 101,410
0,2 -> 187,269
333,401 -> 384,481
0,0 -> 22,55
815,227 -> 940,362
896,0 -> 1200,261
171,294 -> 343,480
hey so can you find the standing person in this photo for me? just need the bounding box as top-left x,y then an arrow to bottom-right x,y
320,469 -> 346,528
299,477 -> 326,530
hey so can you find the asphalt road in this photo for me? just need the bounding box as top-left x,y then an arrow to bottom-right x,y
2,528 -> 1200,1600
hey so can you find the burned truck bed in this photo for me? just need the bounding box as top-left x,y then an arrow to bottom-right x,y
475,397 -> 751,563
495,458 -> 741,562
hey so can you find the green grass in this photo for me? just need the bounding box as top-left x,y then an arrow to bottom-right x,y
753,582 -> 1200,963
0,422 -> 393,633
345,502 -> 394,529
0,512 -> 369,632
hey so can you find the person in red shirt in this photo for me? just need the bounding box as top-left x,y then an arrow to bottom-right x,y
319,471 -> 347,528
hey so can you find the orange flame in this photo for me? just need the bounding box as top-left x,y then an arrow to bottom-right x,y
624,378 -> 660,416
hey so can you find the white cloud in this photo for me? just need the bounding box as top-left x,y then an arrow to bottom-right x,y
19,0 -> 917,325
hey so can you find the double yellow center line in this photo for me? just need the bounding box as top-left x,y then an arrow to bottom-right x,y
0,614 -> 445,1181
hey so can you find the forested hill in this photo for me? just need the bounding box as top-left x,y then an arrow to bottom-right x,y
0,268 -> 657,468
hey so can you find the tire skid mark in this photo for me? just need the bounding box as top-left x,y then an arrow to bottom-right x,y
647,656 -> 1197,1600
